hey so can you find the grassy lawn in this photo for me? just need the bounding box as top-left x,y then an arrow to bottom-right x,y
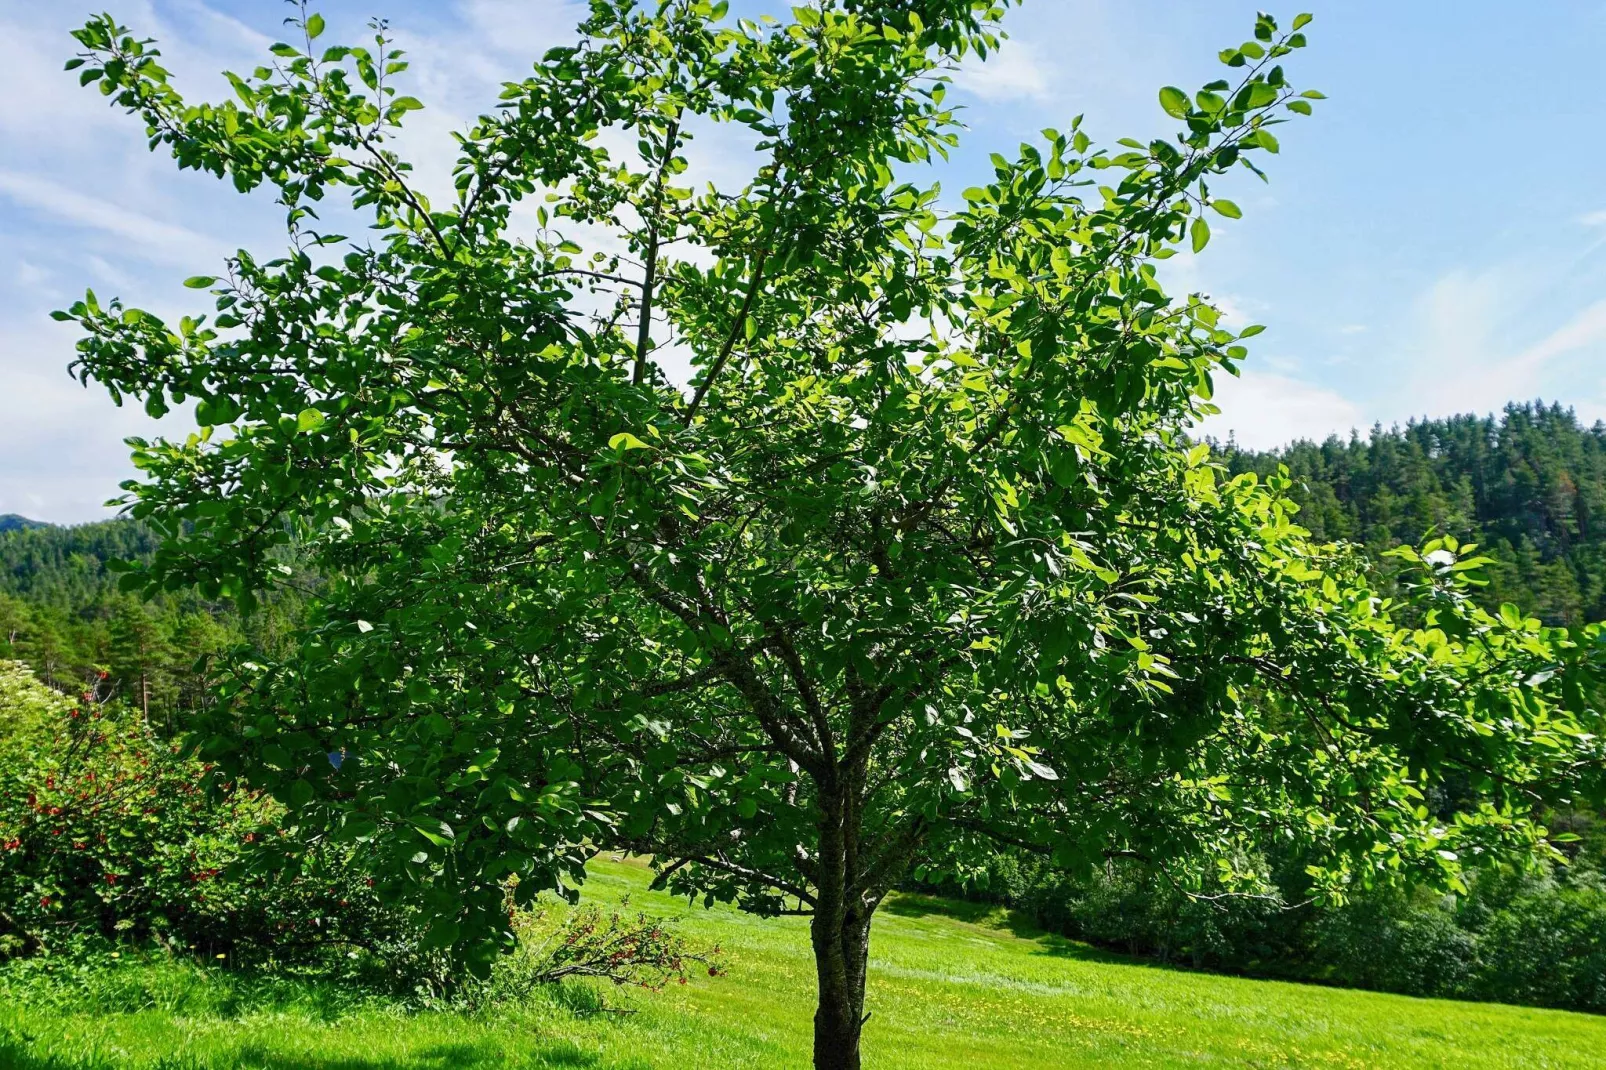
3,856 -> 1604,1069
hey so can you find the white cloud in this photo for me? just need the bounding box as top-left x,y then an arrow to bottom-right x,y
1390,268 -> 1606,422
0,14 -> 129,142
13,261 -> 53,292
1579,209 -> 1606,227
167,0 -> 272,51
1201,369 -> 1364,450
0,171 -> 226,266
1518,297 -> 1606,366
0,324 -> 181,524
952,40 -> 1052,102
453,0 -> 586,58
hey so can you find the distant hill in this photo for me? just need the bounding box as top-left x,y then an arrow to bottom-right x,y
0,516 -> 157,609
0,515 -> 48,535
1222,401 -> 1606,626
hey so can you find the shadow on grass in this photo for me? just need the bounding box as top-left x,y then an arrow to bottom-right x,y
880,892 -> 1151,968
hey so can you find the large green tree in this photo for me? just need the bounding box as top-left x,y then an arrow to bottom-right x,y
62,3 -> 1604,1066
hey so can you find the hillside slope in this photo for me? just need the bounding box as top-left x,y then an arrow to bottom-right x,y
0,515 -> 45,535
5,857 -> 1603,1069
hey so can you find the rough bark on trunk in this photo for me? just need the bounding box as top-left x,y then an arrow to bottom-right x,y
811,785 -> 872,1070
811,907 -> 871,1070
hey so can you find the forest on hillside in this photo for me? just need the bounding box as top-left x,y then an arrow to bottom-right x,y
1223,402 -> 1606,626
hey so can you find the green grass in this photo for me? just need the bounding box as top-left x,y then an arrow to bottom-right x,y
4,857 -> 1604,1069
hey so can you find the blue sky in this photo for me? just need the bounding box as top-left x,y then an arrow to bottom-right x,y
4,0 -> 1606,523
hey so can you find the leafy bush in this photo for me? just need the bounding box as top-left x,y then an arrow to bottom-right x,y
0,661 -> 405,968
1308,893 -> 1477,999
918,845 -> 1606,1013
1471,875 -> 1606,1012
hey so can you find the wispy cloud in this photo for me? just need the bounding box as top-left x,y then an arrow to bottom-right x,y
0,171 -> 226,266
1387,267 -> 1606,422
951,40 -> 1053,102
1579,209 -> 1606,227
0,323 -> 180,523
1518,297 -> 1606,366
1201,369 -> 1364,449
453,0 -> 586,58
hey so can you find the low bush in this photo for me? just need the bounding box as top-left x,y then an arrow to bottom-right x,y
489,896 -> 722,1002
917,841 -> 1606,1014
0,661 -> 407,970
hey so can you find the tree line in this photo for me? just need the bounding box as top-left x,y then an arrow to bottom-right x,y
1223,401 -> 1606,625
0,519 -> 299,731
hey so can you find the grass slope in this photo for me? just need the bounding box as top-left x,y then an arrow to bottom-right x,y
3,857 -> 1603,1069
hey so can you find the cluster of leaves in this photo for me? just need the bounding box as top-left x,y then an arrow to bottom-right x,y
0,661 -> 402,968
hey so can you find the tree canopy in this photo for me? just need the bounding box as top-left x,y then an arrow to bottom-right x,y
60,3 -> 1606,1067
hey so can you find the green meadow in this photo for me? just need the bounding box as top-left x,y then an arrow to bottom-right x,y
3,857 -> 1602,1070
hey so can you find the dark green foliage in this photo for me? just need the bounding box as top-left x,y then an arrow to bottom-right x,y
1308,892 -> 1479,1000
0,516 -> 46,536
0,520 -> 300,729
1223,402 -> 1606,625
0,662 -> 406,970
1466,872 -> 1606,1011
921,834 -> 1606,1014
0,519 -> 158,609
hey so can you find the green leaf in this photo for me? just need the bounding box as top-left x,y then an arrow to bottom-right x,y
1191,216 -> 1211,253
608,432 -> 652,451
1292,13 -> 1314,30
1211,199 -> 1242,219
1158,86 -> 1191,119
290,778 -> 314,807
183,276 -> 219,289
296,408 -> 326,433
305,13 -> 326,39
195,396 -> 243,426
415,822 -> 454,848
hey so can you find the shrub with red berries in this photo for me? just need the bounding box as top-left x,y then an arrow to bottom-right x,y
0,661 -> 408,965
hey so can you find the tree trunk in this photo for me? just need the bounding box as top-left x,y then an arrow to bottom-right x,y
811,907 -> 871,1070
811,786 -> 873,1070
